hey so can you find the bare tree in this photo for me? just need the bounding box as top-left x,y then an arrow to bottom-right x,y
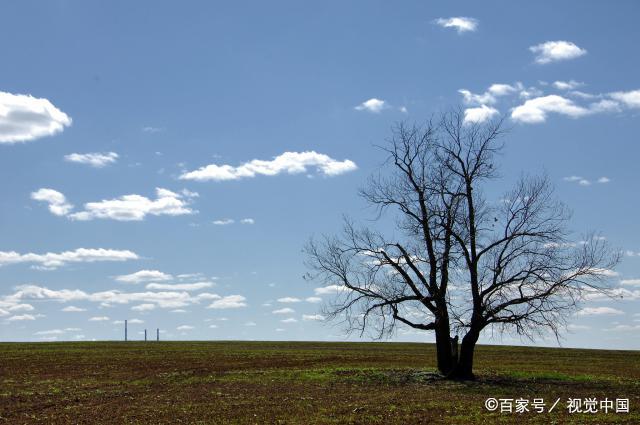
304,110 -> 619,379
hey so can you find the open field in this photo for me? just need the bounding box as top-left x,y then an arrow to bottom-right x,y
0,341 -> 638,424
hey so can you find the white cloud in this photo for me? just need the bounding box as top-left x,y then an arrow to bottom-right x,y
609,89 -> 640,108
597,177 -> 611,184
207,295 -> 247,309
115,270 -> 173,284
563,176 -> 591,186
463,105 -> 499,124
434,17 -> 478,33
31,189 -> 74,216
89,316 -> 110,321
553,80 -> 583,90
4,284 -> 227,309
584,288 -> 640,301
302,314 -> 325,321
0,248 -> 139,270
277,297 -> 301,303
576,307 -> 624,316
567,324 -> 591,331
355,98 -> 387,113
8,303 -> 34,312
177,325 -> 193,331
33,188 -> 197,222
313,285 -> 344,295
530,41 -> 587,64
7,314 -> 36,321
244,321 -> 257,326
621,279 -> 640,287
61,305 -> 86,312
34,329 -> 64,335
131,303 -> 156,312
305,296 -> 322,303
240,218 -> 255,225
272,307 -> 295,315
459,83 -> 519,107
180,151 -> 357,182
213,219 -> 234,225
281,317 -> 298,323
64,152 -> 118,168
145,282 -> 214,291
511,95 -> 590,123
68,188 -> 197,221
0,91 -> 72,144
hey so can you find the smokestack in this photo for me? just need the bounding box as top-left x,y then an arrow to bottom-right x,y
156,328 -> 159,342
125,319 -> 128,342
144,329 -> 147,341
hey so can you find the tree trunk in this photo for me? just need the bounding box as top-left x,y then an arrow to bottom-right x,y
434,322 -> 456,375
449,331 -> 479,380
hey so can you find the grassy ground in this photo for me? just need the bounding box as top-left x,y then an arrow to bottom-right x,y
0,341 -> 638,424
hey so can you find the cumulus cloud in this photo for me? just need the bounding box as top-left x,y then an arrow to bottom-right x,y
131,303 -> 156,312
511,95 -> 591,123
180,151 -> 357,182
33,188 -> 198,221
145,282 -> 214,291
302,314 -> 325,321
434,17 -> 478,33
89,316 -> 110,321
0,91 -> 72,144
0,248 -> 139,270
213,219 -> 234,225
281,317 -> 298,323
177,325 -> 193,331
31,189 -> 74,216
563,176 -> 591,186
61,305 -> 86,312
313,285 -> 344,295
576,306 -> 624,316
69,188 -> 197,221
64,152 -> 118,168
115,270 -> 173,284
3,284 -> 237,310
355,98 -> 387,113
7,314 -> 36,321
563,176 -> 611,186
272,307 -> 295,315
458,82 -> 640,125
553,80 -> 583,90
585,287 -> 640,301
277,297 -> 301,303
305,296 -> 322,303
609,89 -> 640,108
34,329 -> 64,335
529,41 -> 587,64
240,218 -> 255,225
207,295 -> 247,309
621,279 -> 640,287
463,105 -> 499,124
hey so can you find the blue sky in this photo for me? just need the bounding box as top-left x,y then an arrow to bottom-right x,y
1,1 -> 639,348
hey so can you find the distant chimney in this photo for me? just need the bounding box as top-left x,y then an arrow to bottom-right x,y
125,320 -> 128,342
156,328 -> 159,342
144,329 -> 147,341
